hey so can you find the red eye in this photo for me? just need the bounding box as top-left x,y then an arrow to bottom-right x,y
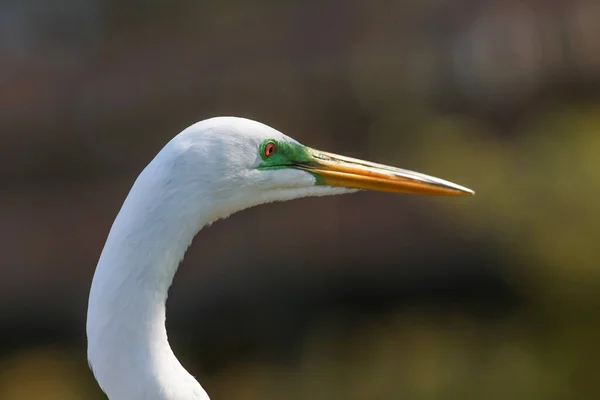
264,142 -> 275,157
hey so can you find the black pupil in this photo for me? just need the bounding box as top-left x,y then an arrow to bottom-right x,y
267,145 -> 273,154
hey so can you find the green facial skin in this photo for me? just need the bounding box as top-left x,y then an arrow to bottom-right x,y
257,140 -> 325,184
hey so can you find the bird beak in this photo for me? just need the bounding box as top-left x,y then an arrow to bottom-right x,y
298,149 -> 474,196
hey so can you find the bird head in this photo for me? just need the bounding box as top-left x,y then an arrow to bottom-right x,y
152,116 -> 473,221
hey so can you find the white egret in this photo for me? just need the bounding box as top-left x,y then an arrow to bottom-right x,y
86,116 -> 473,399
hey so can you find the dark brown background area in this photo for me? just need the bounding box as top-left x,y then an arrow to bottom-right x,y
1,0 -> 599,398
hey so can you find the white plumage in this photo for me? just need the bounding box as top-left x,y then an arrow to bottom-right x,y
87,116 -> 472,399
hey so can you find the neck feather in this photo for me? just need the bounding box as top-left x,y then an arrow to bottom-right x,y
86,166 -> 211,400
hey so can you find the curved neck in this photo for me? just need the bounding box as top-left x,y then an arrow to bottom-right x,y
86,171 -> 211,400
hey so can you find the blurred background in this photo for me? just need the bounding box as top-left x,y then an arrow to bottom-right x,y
1,0 -> 599,399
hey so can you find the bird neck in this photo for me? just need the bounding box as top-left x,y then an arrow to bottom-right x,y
86,169 -> 211,400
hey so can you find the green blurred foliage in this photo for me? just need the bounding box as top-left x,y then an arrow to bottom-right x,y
413,105 -> 600,289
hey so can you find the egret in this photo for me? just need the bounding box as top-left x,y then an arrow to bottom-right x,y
86,116 -> 473,399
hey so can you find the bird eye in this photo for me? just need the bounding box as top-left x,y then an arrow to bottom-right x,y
264,142 -> 276,157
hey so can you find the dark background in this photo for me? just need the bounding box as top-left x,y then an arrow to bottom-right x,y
1,0 -> 599,398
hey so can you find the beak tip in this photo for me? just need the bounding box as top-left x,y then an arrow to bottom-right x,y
443,182 -> 474,196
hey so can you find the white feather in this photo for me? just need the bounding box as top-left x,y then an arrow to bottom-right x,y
86,117 -> 352,400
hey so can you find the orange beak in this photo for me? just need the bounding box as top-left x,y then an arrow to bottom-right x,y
300,149 -> 474,196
